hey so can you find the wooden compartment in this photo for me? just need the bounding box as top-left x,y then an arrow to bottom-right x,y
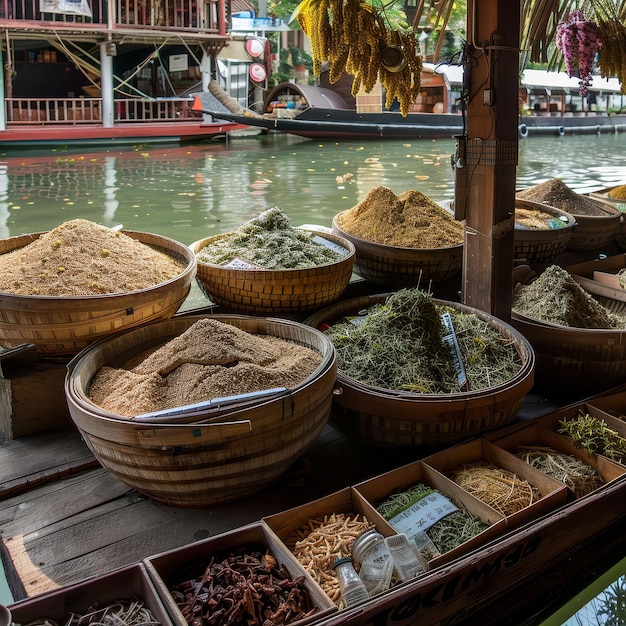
488,422 -> 626,498
144,522 -> 336,626
8,564 -> 173,626
422,438 -> 568,528
352,460 -> 506,569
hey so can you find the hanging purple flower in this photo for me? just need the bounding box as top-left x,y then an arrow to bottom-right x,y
556,9 -> 602,96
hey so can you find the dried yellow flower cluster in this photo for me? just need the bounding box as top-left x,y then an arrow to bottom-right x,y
296,0 -> 422,116
596,18 -> 626,94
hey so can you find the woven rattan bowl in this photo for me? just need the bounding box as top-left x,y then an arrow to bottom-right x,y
514,199 -> 576,267
190,229 -> 355,314
332,213 -> 463,288
0,230 -> 196,356
65,314 -> 337,507
305,294 -> 535,448
511,310 -> 626,394
589,187 -> 626,250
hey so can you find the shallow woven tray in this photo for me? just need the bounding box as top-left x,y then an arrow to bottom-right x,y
191,229 -> 355,313
65,314 -> 336,507
0,230 -> 196,356
305,294 -> 535,448
514,199 -> 576,267
332,213 -> 463,289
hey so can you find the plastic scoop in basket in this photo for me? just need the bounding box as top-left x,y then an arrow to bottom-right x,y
131,387 -> 288,423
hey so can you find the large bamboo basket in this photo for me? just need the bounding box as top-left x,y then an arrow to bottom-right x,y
589,187 -> 626,250
190,229 -> 355,314
566,253 -> 626,314
65,314 -> 337,507
305,295 -> 535,448
0,230 -> 196,356
332,213 -> 463,288
514,199 -> 576,267
511,310 -> 626,393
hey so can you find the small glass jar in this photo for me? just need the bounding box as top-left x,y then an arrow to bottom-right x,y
332,556 -> 369,607
385,533 -> 426,581
352,529 -> 391,567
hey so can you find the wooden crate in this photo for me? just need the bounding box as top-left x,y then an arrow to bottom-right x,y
352,460 -> 506,569
8,564 -> 173,625
144,522 -> 336,626
422,438 -> 568,529
0,345 -> 72,441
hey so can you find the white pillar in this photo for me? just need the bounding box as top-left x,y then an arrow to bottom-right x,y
100,42 -> 115,127
0,47 -> 5,131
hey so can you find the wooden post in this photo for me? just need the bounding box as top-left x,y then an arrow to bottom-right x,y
455,0 -> 520,322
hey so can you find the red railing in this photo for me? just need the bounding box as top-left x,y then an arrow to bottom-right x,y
6,97 -> 201,124
0,0 -> 223,32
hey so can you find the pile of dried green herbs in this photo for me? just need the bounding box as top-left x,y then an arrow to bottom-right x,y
515,445 -> 604,498
559,413 -> 626,463
513,264 -> 626,328
324,288 -> 522,394
376,484 -> 489,555
195,207 -> 347,269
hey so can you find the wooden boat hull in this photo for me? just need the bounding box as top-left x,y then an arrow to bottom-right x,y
204,107 -> 626,141
0,121 -> 248,148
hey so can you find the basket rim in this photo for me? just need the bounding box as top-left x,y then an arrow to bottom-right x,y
511,308 -> 626,335
514,198 -> 577,232
332,211 -> 464,252
190,227 -> 356,272
66,313 -> 337,423
306,292 -> 535,401
0,229 -> 196,301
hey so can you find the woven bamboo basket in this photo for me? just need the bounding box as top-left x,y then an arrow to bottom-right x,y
304,295 -> 535,448
589,188 -> 626,250
332,213 -> 463,288
511,310 -> 626,393
566,253 -> 626,314
65,314 -> 336,507
514,199 -> 576,267
190,229 -> 355,314
0,230 -> 196,356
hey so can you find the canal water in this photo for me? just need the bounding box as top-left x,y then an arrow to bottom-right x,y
0,132 -> 625,616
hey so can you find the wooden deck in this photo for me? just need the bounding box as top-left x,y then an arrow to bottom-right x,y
2,267 -> 626,623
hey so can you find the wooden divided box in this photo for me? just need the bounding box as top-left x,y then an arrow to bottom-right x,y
8,564 -> 173,626
144,521 -> 336,626
351,460 -> 506,569
422,438 -> 568,529
263,487 -> 387,607
487,421 -> 626,499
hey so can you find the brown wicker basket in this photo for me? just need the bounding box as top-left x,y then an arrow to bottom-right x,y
65,314 -> 336,507
511,310 -> 626,393
514,199 -> 576,267
305,294 -> 535,448
589,188 -> 626,250
0,230 -> 196,356
190,229 -> 355,313
332,214 -> 463,289
565,253 -> 626,314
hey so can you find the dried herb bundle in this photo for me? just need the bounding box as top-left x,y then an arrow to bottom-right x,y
326,288 -> 522,394
513,264 -> 626,328
447,461 -> 539,516
559,413 -> 626,463
196,207 -> 346,269
23,597 -> 160,626
376,484 -> 489,555
515,445 -> 604,498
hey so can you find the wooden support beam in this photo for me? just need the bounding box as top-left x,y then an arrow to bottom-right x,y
456,0 -> 520,322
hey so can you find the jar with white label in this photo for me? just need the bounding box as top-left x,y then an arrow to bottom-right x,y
351,529 -> 394,595
332,557 -> 370,607
385,533 -> 426,581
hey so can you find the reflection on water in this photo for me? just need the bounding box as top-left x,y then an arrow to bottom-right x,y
1,134 -> 625,246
